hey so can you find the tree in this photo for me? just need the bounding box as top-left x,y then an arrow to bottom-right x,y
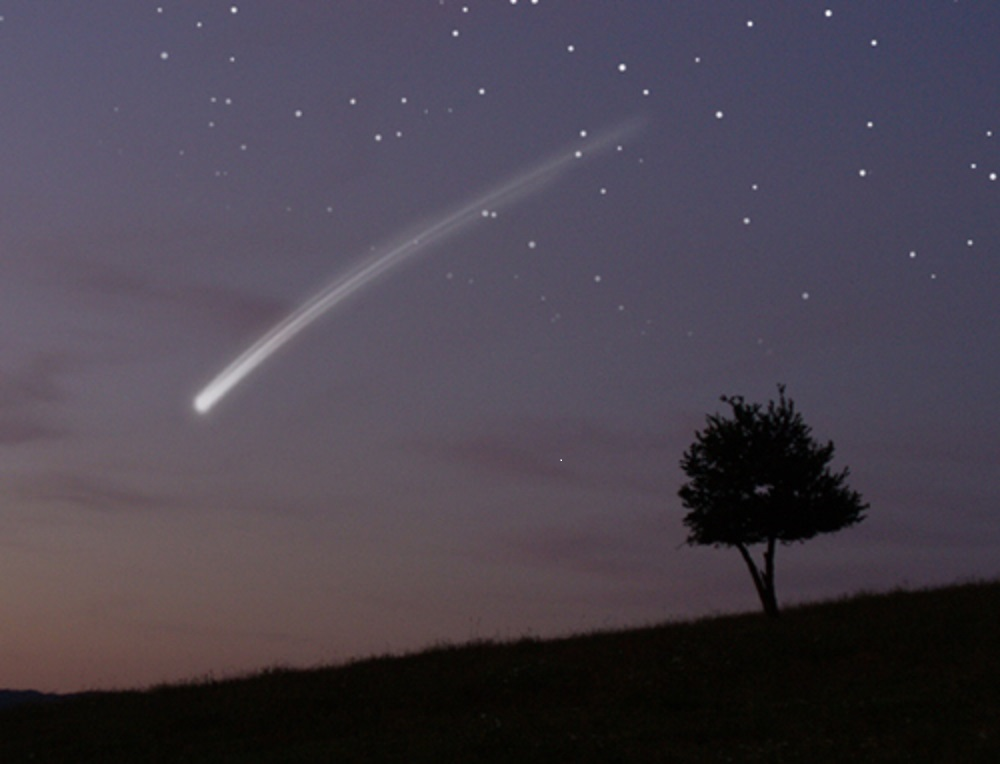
678,385 -> 867,617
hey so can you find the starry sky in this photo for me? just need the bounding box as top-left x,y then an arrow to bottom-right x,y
1,2 -> 998,692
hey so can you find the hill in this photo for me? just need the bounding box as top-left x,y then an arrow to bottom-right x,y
0,690 -> 60,711
1,580 -> 998,762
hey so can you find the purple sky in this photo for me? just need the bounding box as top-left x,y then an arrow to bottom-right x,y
1,2 -> 998,692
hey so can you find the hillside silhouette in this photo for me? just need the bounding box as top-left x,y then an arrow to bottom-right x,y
1,580 -> 997,762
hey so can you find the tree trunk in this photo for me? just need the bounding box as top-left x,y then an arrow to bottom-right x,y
735,540 -> 780,618
762,536 -> 779,617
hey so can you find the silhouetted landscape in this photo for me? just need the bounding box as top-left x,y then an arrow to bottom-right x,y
5,5 -> 999,735
0,690 -> 61,711
1,579 -> 997,762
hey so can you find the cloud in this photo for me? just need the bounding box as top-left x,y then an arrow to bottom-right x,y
857,427 -> 1000,472
438,433 -> 577,482
54,256 -> 288,339
0,417 -> 65,446
0,354 -> 66,408
6,470 -> 170,514
13,216 -> 294,340
413,415 -> 683,495
499,524 -> 655,581
0,354 -> 75,445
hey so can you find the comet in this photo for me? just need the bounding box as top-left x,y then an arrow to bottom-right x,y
193,119 -> 643,414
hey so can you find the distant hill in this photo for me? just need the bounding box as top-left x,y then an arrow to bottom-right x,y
0,690 -> 60,711
1,580 -> 998,762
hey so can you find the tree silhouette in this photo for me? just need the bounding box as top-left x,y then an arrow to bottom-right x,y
678,385 -> 867,617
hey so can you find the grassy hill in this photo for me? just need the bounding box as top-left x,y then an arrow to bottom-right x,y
1,580 -> 998,762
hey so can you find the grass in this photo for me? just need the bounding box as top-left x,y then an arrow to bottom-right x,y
1,579 -> 998,762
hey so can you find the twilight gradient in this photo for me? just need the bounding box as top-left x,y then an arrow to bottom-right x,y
0,2 -> 997,692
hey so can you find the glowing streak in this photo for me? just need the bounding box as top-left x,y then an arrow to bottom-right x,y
193,119 -> 643,414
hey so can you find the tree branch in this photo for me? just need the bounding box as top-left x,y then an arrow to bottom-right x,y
735,542 -> 768,613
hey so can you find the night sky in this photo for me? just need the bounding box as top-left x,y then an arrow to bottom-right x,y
1,2 -> 998,692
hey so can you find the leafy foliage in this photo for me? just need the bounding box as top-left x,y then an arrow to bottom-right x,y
678,385 -> 867,616
679,385 -> 867,547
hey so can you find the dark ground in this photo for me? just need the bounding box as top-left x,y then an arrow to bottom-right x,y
1,580 -> 998,762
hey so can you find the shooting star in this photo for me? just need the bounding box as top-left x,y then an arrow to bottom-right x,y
193,118 -> 644,414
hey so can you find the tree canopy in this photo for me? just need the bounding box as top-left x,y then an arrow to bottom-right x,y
678,385 -> 867,616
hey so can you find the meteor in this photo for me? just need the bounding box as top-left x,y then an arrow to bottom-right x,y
193,119 -> 643,414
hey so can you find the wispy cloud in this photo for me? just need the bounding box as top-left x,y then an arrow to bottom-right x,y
15,217 -> 294,340
7,470 -> 170,513
0,354 -> 74,445
412,416 -> 682,495
0,354 -> 66,408
54,256 -> 288,338
438,433 -> 577,482
499,524 -> 654,581
0,417 -> 65,446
